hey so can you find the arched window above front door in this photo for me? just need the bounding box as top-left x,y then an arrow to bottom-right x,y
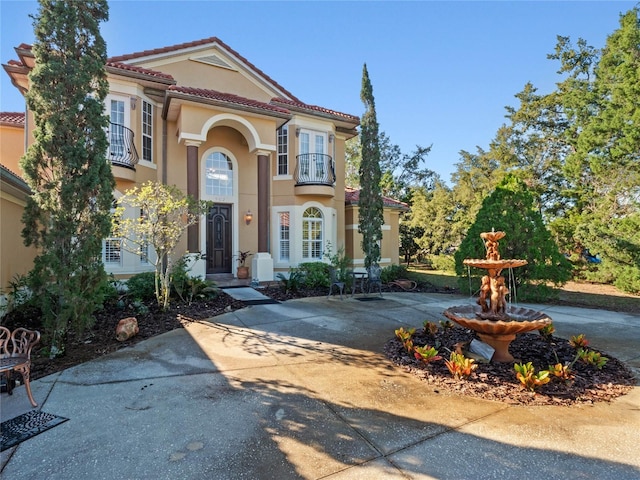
302,207 -> 323,260
205,151 -> 233,196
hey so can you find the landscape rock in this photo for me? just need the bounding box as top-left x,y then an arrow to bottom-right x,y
115,317 -> 139,342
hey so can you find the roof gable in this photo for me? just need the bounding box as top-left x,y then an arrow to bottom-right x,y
108,37 -> 300,103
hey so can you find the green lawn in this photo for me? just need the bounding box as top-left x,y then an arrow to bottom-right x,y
407,267 -> 640,314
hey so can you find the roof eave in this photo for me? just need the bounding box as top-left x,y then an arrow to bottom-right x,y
162,90 -> 292,122
106,65 -> 176,86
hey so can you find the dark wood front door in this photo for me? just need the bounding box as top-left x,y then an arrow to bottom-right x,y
206,204 -> 232,274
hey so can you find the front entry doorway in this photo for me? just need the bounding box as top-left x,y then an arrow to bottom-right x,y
206,204 -> 232,274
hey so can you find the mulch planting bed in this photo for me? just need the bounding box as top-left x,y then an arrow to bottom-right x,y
384,325 -> 636,406
2,281 -> 637,406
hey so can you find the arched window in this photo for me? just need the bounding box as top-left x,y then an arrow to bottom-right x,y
205,151 -> 233,196
302,207 -> 323,259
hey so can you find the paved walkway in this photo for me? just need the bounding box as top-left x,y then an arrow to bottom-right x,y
2,292 -> 639,479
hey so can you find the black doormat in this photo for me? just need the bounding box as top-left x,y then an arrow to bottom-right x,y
355,297 -> 385,302
242,299 -> 280,306
1,410 -> 69,451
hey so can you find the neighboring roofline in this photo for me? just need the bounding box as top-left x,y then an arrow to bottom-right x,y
108,36 -> 301,103
344,187 -> 409,211
0,112 -> 25,127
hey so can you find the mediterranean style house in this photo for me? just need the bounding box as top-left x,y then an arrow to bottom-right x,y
1,37 -> 406,291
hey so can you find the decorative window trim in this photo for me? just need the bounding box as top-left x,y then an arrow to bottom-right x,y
277,125 -> 288,176
278,211 -> 291,262
141,100 -> 153,163
302,206 -> 323,261
204,151 -> 234,197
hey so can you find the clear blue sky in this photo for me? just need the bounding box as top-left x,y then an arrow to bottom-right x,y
1,1 -> 637,182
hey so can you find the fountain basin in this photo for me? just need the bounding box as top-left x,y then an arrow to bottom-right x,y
443,304 -> 552,362
463,259 -> 528,270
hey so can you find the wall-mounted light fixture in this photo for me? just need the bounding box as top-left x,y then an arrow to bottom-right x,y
130,97 -> 137,110
295,127 -> 300,138
329,133 -> 335,143
244,210 -> 253,225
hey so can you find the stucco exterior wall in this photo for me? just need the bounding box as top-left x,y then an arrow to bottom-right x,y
0,124 -> 24,174
344,204 -> 401,268
0,191 -> 37,290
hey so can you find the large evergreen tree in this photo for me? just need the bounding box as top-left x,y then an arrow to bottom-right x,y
455,175 -> 572,300
21,0 -> 114,352
569,9 -> 640,293
358,64 -> 384,268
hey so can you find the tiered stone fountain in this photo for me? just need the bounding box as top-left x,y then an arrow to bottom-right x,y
443,230 -> 552,362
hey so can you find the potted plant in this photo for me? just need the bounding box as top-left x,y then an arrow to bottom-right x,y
236,250 -> 252,279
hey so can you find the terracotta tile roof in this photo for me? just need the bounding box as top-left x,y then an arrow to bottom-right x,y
6,59 -> 24,66
0,163 -> 24,180
108,36 -> 301,102
168,86 -> 290,115
0,112 -> 25,126
345,186 -> 409,210
106,61 -> 175,83
0,163 -> 30,195
271,97 -> 359,123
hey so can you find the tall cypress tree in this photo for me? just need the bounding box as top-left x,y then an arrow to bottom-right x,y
21,0 -> 114,352
358,64 -> 384,268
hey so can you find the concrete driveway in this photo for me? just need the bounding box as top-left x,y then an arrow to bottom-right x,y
2,292 -> 639,479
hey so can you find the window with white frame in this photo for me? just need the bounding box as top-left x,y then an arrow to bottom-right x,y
277,125 -> 288,175
298,130 -> 327,180
142,100 -> 153,162
109,99 -> 125,157
104,238 -> 123,265
302,207 -> 323,260
104,200 -> 122,265
279,212 -> 290,261
205,151 -> 233,196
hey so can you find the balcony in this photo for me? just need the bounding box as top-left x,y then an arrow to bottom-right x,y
294,153 -> 335,196
108,122 -> 139,170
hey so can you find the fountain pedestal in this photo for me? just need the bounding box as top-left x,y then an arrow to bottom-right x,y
477,333 -> 516,362
443,230 -> 552,363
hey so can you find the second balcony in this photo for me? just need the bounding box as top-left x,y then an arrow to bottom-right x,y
294,153 -> 335,197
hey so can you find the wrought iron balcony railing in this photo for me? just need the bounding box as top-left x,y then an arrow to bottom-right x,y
294,153 -> 335,186
108,122 -> 139,169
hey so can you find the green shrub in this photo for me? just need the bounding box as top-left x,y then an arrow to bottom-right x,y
277,269 -> 305,293
298,262 -> 330,288
381,264 -> 407,283
170,254 -> 217,303
126,272 -> 156,302
323,244 -> 352,284
517,283 -> 559,303
613,265 -> 640,295
428,254 -> 456,272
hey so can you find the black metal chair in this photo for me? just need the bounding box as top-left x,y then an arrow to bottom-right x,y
367,263 -> 383,296
327,268 -> 345,299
